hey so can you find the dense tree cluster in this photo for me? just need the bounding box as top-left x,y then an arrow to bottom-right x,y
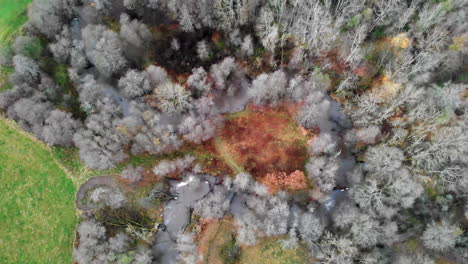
75,219 -> 154,264
152,155 -> 195,178
1,0 -> 466,263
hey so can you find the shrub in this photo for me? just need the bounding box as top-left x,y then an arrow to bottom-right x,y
220,236 -> 241,264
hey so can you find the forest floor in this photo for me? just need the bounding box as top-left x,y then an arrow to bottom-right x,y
198,217 -> 314,264
238,236 -> 313,264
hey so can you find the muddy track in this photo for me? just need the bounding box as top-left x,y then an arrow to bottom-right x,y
75,175 -> 118,211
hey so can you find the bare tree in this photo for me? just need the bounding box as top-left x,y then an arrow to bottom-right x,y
422,221 -> 461,252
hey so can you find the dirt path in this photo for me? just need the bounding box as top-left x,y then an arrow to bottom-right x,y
202,218 -> 235,264
75,175 -> 118,211
214,137 -> 244,174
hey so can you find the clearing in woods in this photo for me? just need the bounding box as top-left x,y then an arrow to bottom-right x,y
215,103 -> 311,179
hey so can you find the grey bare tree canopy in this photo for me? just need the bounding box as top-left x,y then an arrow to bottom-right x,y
0,0 -> 466,264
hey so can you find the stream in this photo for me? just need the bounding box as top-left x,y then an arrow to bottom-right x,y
152,175 -> 213,264
76,174 -> 348,263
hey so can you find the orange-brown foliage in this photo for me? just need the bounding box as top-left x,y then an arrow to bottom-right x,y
196,217 -> 235,264
117,167 -> 161,192
211,31 -> 223,45
196,141 -> 235,176
319,50 -> 350,75
138,168 -> 160,185
285,170 -> 308,191
352,62 -> 375,79
370,74 -> 401,98
196,218 -> 216,238
261,172 -> 286,193
219,103 -> 310,179
194,218 -> 217,264
261,170 -> 308,193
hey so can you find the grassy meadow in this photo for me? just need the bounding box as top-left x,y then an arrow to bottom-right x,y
0,118 -> 76,263
0,0 -> 31,43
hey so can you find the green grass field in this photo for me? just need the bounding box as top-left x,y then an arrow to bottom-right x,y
0,0 -> 31,43
0,118 -> 76,264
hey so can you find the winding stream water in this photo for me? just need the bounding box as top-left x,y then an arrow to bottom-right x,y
152,175 -> 212,264
77,174 -> 347,263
